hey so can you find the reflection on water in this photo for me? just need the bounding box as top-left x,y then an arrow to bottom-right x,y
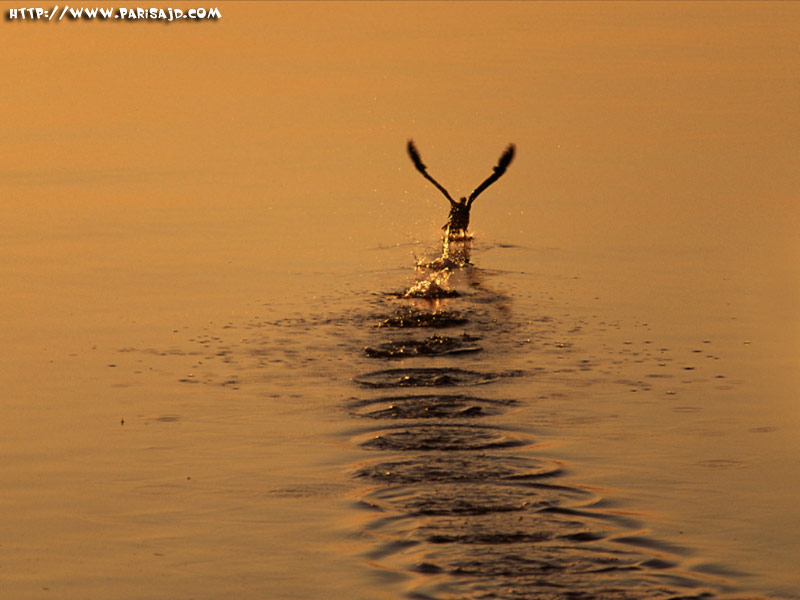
78,230 -> 793,599
346,239 -> 759,600
363,333 -> 483,359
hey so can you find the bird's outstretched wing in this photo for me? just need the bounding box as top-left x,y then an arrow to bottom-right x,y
407,139 -> 455,205
467,144 -> 515,207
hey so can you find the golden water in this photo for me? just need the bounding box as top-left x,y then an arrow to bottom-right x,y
1,3 -> 798,599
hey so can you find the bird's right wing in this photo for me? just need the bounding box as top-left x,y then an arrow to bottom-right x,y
467,144 -> 515,207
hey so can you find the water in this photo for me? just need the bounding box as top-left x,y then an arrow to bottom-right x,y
1,3 -> 799,599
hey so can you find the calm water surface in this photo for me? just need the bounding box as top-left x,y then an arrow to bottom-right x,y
1,3 -> 798,599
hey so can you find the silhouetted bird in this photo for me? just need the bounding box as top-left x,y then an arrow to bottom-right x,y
407,140 -> 515,239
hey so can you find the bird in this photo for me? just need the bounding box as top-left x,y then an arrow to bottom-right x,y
407,139 -> 515,239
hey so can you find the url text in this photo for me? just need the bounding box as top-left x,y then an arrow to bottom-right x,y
6,6 -> 221,23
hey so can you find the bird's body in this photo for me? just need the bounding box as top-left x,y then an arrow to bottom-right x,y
407,140 -> 515,239
445,198 -> 470,235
